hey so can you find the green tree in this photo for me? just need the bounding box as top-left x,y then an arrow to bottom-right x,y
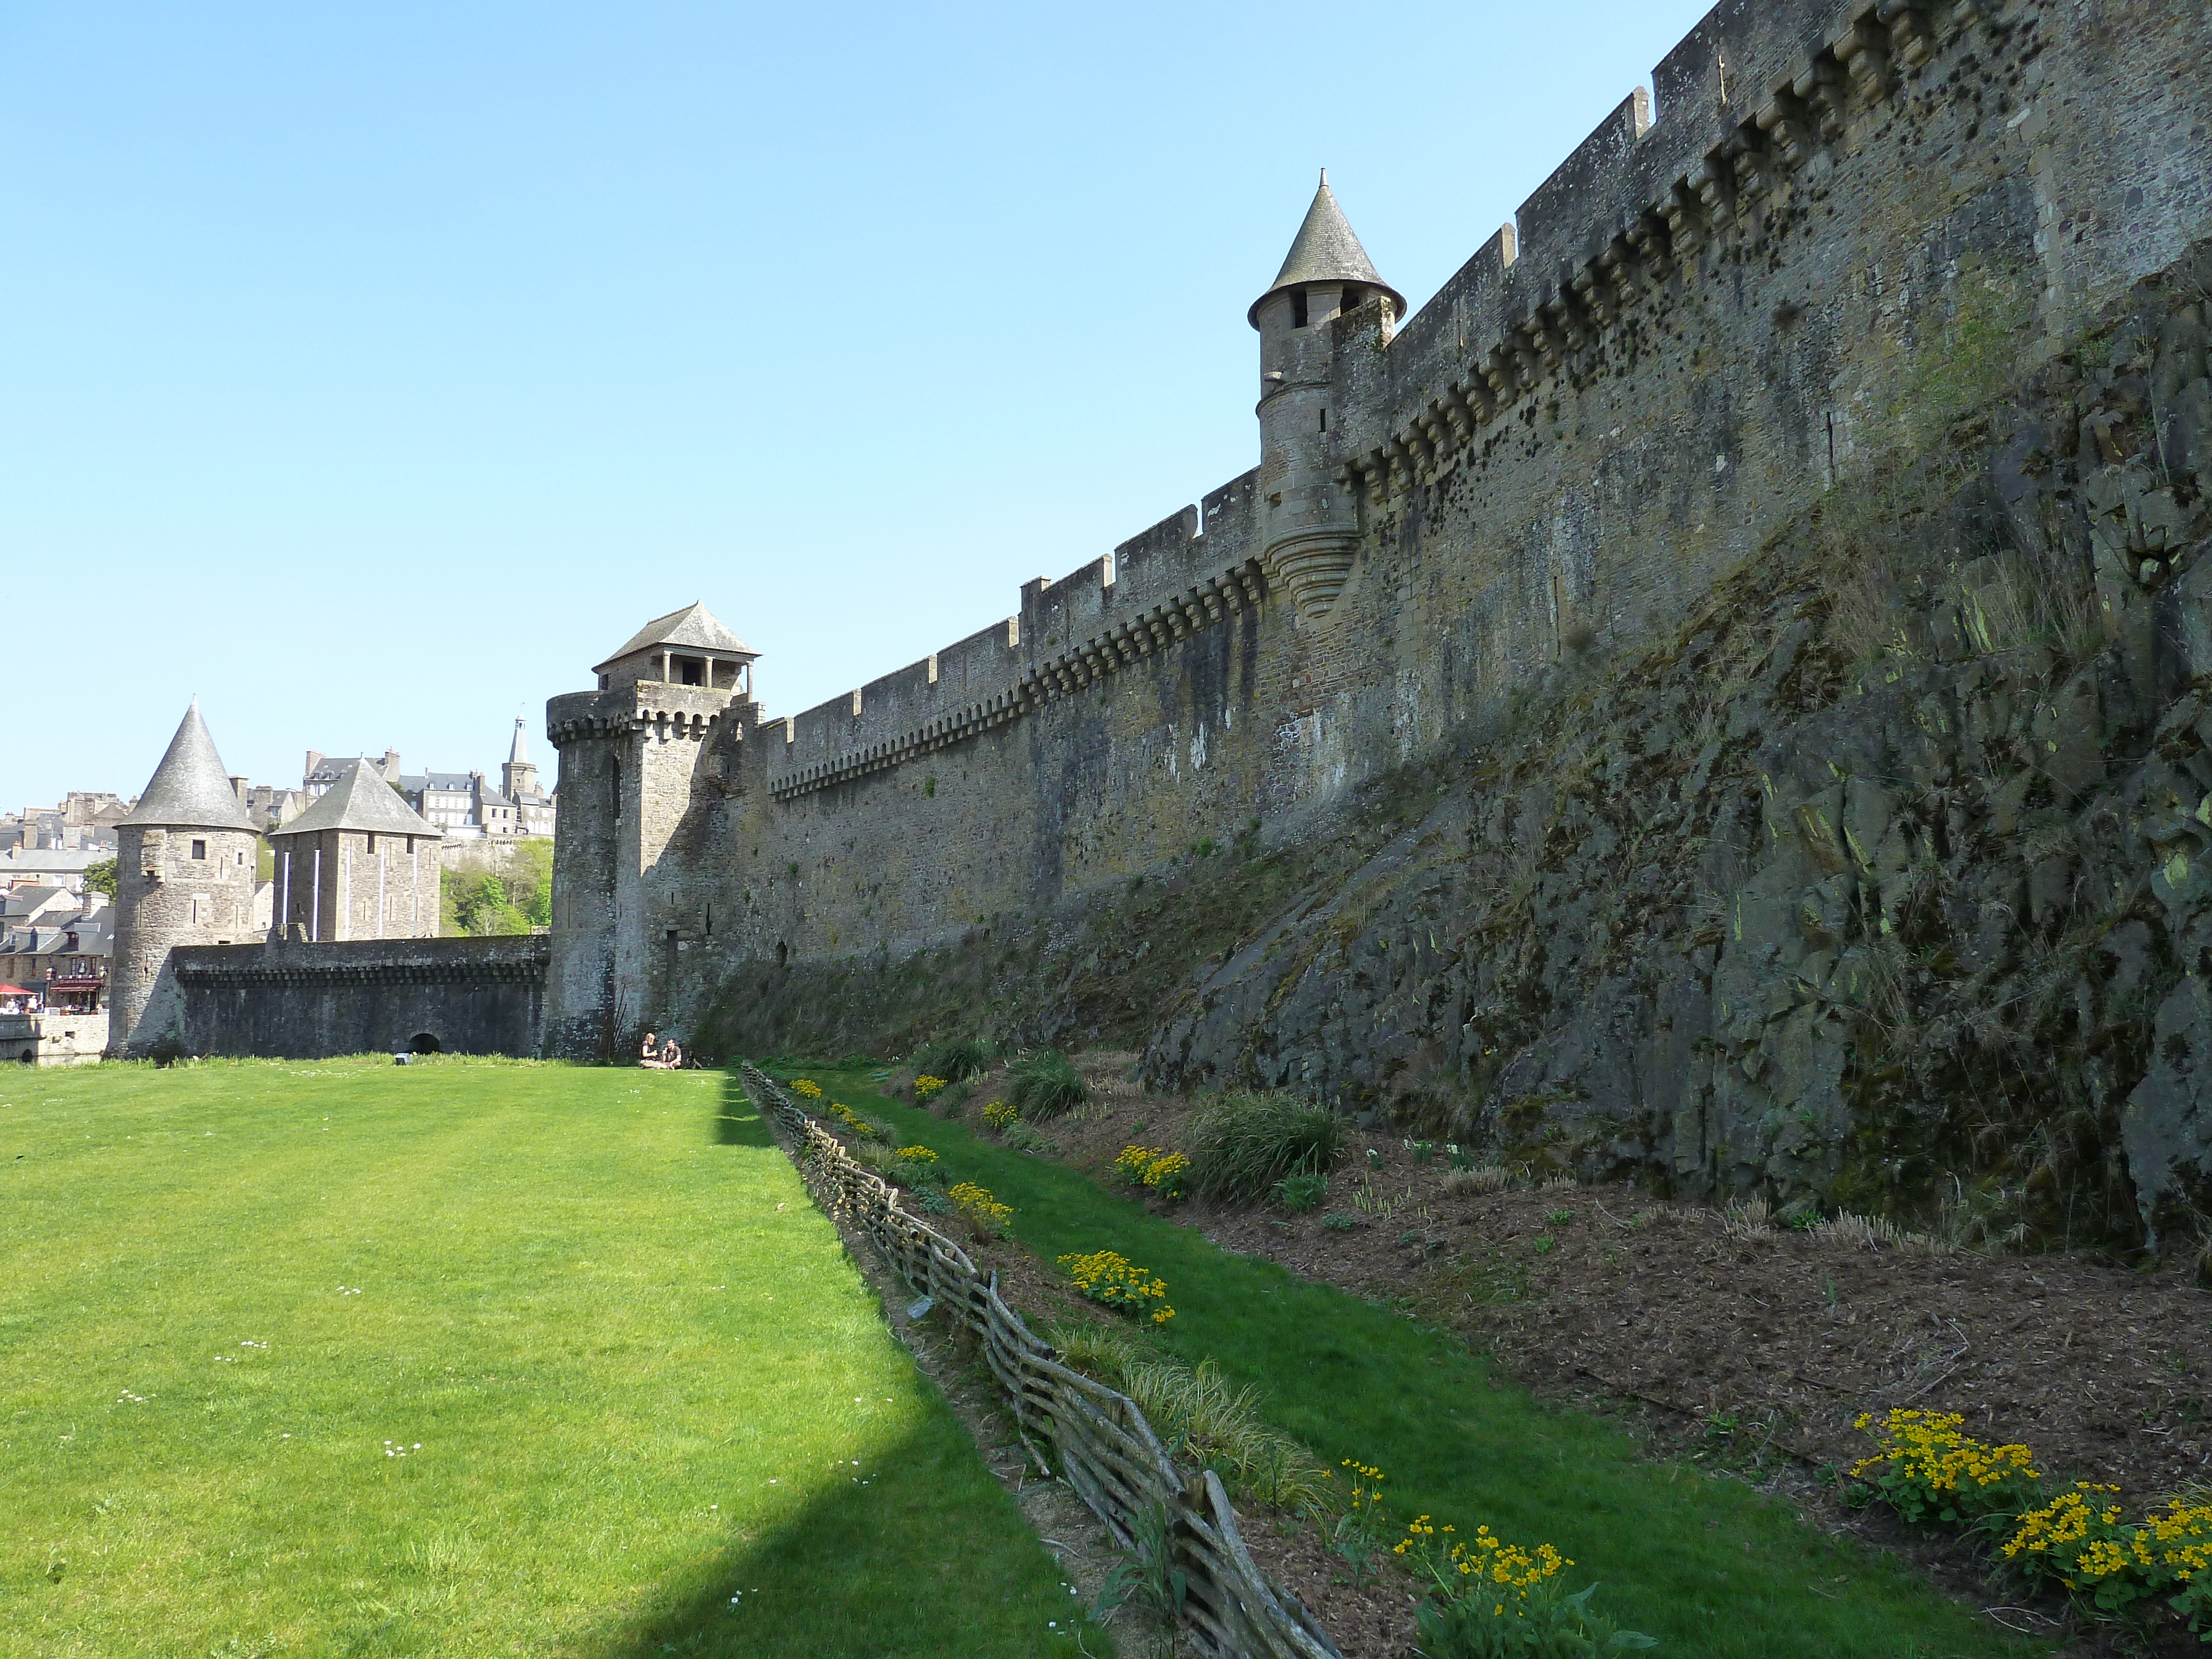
84,857 -> 117,898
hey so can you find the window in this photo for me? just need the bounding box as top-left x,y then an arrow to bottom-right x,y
190,839 -> 206,860
366,832 -> 377,853
1320,408 -> 1327,431
1291,290 -> 1308,328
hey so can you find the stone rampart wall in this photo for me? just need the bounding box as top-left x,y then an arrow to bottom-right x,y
163,936 -> 547,1058
542,0 -> 2212,1053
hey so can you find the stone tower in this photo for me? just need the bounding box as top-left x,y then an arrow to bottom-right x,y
1249,171 -> 1403,621
501,717 -> 536,804
266,758 -> 442,942
542,602 -> 758,1056
107,701 -> 262,1056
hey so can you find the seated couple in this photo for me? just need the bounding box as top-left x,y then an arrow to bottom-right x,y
639,1030 -> 684,1069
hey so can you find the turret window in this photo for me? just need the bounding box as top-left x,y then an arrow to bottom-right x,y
1291,290 -> 1308,328
1319,408 -> 1327,431
190,839 -> 206,860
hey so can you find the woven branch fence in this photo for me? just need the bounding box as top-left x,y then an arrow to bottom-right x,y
739,1063 -> 1342,1659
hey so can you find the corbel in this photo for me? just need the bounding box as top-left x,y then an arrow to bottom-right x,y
1662,178 -> 1707,258
1755,86 -> 1812,173
1545,290 -> 1588,352
1439,384 -> 1476,445
1876,0 -> 1933,68
1627,211 -> 1673,291
1792,56 -> 1849,144
1834,17 -> 1893,103
1482,345 -> 1521,411
1571,260 -> 1615,330
1515,314 -> 1557,377
1362,446 -> 1389,506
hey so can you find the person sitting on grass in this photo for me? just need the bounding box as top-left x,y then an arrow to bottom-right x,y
640,1030 -> 667,1069
659,1036 -> 682,1069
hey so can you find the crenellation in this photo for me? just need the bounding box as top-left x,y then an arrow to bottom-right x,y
534,0 -> 2210,1058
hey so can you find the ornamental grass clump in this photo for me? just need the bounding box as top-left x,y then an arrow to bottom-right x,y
1006,1049 -> 1089,1118
914,1036 -> 992,1083
1848,1408 -> 2043,1526
1186,1089 -> 1343,1204
1115,1144 -> 1189,1201
1060,1249 -> 1174,1324
2002,1485 -> 2212,1630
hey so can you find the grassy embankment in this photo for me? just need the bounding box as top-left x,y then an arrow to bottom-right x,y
772,1062 -> 2053,1659
1,1059 -> 1091,1658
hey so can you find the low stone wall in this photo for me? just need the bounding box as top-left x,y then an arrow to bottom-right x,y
163,936 -> 547,1058
0,1008 -> 109,1066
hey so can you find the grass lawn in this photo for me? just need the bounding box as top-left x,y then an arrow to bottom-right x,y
1,1058 -> 1094,1658
775,1063 -> 2056,1659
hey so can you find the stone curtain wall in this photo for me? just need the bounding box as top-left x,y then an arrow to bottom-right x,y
163,936 -> 547,1058
542,0 -> 2212,1054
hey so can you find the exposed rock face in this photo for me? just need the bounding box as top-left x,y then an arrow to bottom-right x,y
1146,249 -> 2212,1250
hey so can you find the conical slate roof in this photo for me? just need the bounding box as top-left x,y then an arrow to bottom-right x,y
1248,170 -> 1405,327
593,601 -> 755,674
120,701 -> 256,832
507,717 -> 530,767
268,758 -> 440,841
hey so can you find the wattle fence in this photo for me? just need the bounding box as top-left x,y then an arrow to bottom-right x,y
738,1063 -> 1342,1659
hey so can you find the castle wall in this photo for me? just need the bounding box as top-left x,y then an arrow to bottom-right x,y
542,0 -> 2212,1055
164,936 -> 547,1058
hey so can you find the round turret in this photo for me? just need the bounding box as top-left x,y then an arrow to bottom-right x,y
1250,171 -> 1402,621
107,701 -> 262,1056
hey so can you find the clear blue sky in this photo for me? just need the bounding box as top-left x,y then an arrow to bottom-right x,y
3,0 -> 1712,809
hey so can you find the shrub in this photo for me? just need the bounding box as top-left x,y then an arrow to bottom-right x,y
1275,1172 -> 1327,1213
1060,1250 -> 1174,1324
948,1182 -> 1011,1241
1322,1213 -> 1359,1231
914,1036 -> 992,1083
1006,1049 -> 1089,1119
1848,1409 -> 2043,1526
1186,1091 -> 1343,1203
1115,1145 -> 1190,1201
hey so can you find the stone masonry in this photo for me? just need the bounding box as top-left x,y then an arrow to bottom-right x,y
542,0 -> 2212,1063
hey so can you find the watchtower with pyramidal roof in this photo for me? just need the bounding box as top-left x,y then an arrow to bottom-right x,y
107,701 -> 262,1055
1250,170 -> 1404,622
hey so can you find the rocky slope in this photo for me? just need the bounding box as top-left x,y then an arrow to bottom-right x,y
709,241 -> 2212,1254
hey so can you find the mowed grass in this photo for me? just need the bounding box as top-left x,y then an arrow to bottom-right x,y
1,1060 -> 1092,1658
780,1064 -> 2055,1659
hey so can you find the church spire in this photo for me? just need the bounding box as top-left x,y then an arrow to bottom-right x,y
1248,170 -> 1405,328
508,716 -> 529,768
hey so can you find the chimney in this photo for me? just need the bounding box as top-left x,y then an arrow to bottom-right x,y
382,750 -> 401,784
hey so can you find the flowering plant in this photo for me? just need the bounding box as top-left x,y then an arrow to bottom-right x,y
788,1078 -> 823,1099
1059,1249 -> 1175,1324
914,1074 -> 948,1100
1396,1514 -> 1655,1656
948,1181 -> 1012,1240
982,1099 -> 1019,1130
1114,1145 -> 1190,1201
1848,1409 -> 2043,1526
2004,1484 -> 2212,1625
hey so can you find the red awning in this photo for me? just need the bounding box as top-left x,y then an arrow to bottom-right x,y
0,985 -> 29,995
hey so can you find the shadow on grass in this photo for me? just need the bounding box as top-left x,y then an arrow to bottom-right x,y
578,1420 -> 1092,1659
713,1071 -> 775,1147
